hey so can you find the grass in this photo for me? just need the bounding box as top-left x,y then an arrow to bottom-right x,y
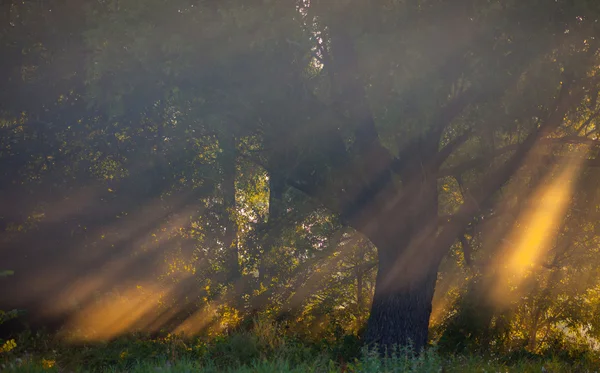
3,351 -> 599,373
1,321 -> 599,372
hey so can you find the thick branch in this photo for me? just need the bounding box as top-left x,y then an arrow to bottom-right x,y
328,22 -> 386,159
392,91 -> 476,178
459,234 -> 474,267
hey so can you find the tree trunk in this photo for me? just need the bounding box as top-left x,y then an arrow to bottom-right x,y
363,173 -> 442,353
258,172 -> 284,284
356,264 -> 364,325
364,238 -> 441,354
221,134 -> 240,282
527,319 -> 538,352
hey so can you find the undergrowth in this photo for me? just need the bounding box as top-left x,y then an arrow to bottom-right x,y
1,320 -> 598,372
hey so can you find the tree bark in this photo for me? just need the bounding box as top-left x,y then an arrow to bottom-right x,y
220,134 -> 240,282
365,242 -> 440,353
363,171 -> 441,353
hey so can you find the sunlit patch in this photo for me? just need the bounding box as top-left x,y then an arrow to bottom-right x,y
489,148 -> 588,307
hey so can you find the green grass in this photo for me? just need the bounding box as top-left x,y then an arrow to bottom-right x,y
1,323 -> 599,372
3,352 -> 599,373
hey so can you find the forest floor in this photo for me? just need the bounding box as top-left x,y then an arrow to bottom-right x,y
1,326 -> 598,373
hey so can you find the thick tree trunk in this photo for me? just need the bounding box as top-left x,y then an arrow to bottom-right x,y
362,172 -> 442,353
364,238 -> 441,354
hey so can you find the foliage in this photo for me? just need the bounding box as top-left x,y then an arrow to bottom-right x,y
0,270 -> 19,362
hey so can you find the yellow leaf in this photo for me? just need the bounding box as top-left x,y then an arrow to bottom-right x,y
42,358 -> 56,369
0,339 -> 16,353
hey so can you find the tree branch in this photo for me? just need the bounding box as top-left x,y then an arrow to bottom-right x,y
327,22 -> 383,156
429,76 -> 589,263
433,128 -> 474,171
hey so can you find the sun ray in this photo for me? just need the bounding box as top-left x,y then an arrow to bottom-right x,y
489,147 -> 589,307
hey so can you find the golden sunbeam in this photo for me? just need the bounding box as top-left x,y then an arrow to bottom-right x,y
489,148 -> 589,307
34,198 -> 203,318
61,283 -> 167,342
173,304 -> 218,336
429,273 -> 466,327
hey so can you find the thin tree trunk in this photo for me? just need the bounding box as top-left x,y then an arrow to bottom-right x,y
528,312 -> 540,352
221,134 -> 240,282
258,172 -> 285,284
356,263 -> 364,324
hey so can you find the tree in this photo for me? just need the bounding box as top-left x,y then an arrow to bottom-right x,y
255,0 -> 600,351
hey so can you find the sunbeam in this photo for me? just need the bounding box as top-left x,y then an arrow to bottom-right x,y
489,148 -> 589,307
